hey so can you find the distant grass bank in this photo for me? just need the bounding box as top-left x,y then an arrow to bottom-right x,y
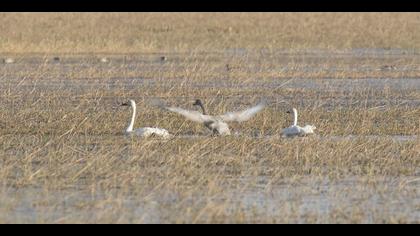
0,13 -> 420,53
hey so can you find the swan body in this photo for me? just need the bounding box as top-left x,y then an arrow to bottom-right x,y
3,58 -> 14,64
282,108 -> 316,137
128,127 -> 171,138
164,99 -> 266,136
100,57 -> 109,63
122,99 -> 171,139
204,119 -> 231,136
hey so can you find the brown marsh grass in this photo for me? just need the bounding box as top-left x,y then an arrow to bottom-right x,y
1,13 -> 420,53
0,13 -> 419,223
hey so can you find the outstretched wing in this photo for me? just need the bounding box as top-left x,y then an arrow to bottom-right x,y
165,106 -> 213,124
219,102 -> 266,122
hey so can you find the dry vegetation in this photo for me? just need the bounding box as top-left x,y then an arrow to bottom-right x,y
1,13 -> 420,53
0,13 -> 419,223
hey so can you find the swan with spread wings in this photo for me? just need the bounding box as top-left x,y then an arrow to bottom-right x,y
161,99 -> 266,136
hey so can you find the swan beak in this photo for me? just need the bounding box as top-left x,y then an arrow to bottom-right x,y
286,111 -> 291,114
121,102 -> 129,106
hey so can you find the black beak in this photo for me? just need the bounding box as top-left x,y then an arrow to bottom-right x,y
121,102 -> 129,106
286,111 -> 291,114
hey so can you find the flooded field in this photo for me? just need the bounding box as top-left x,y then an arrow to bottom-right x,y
0,176 -> 418,223
1,50 -> 419,223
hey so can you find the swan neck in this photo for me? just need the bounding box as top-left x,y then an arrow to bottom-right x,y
199,103 -> 207,115
127,101 -> 136,132
293,108 -> 298,126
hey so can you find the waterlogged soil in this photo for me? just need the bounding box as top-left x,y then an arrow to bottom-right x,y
0,177 -> 418,223
1,50 -> 419,223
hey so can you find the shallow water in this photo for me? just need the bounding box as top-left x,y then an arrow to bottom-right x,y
175,134 -> 418,142
1,176 -> 418,223
1,51 -> 419,223
18,78 -> 420,91
2,76 -> 420,110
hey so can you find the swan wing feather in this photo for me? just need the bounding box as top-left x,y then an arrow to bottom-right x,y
165,106 -> 213,123
219,102 -> 266,122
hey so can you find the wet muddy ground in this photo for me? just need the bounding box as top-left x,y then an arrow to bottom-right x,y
1,50 -> 419,223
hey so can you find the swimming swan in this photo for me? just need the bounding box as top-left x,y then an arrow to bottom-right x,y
163,99 -> 266,136
121,99 -> 171,138
281,108 -> 316,137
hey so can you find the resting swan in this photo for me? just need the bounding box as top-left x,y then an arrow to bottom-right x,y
162,99 -> 266,136
281,108 -> 316,137
121,99 -> 171,139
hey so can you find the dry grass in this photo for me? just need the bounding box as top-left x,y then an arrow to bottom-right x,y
1,13 -> 420,53
0,135 -> 419,223
1,53 -> 419,223
0,13 -> 419,223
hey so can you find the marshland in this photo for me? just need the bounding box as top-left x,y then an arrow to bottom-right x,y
0,13 -> 419,223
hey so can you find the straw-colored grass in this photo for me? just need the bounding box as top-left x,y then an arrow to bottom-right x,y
1,53 -> 419,223
1,13 -> 420,53
0,13 -> 419,223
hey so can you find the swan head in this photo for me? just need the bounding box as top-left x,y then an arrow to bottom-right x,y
193,99 -> 203,107
286,108 -> 297,114
193,99 -> 207,115
121,99 -> 135,107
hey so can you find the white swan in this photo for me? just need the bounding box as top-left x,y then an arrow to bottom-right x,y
121,99 -> 171,139
163,99 -> 266,136
281,108 -> 316,137
100,57 -> 109,63
3,58 -> 14,64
